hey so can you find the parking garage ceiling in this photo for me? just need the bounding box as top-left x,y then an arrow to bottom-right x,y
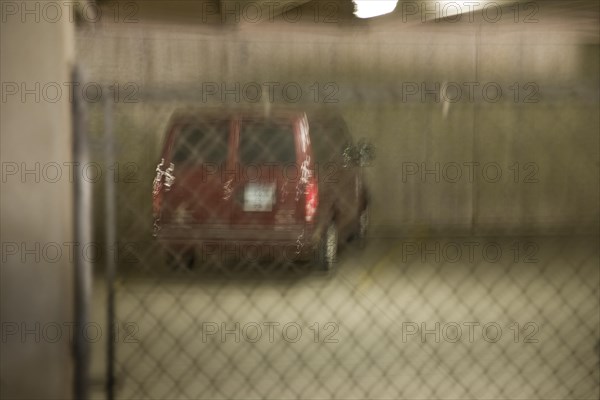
91,0 -> 598,41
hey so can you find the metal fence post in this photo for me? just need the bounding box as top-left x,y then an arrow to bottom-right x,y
104,89 -> 116,400
73,65 -> 92,400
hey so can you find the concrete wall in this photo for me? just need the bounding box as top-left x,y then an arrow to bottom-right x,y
1,5 -> 75,399
76,8 -> 599,237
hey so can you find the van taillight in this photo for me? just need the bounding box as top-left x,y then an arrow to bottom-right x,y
305,179 -> 318,222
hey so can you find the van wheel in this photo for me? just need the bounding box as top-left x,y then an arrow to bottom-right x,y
166,249 -> 195,270
318,222 -> 338,271
357,205 -> 369,248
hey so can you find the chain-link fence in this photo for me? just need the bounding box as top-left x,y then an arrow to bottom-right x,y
76,3 -> 600,399
83,96 -> 599,400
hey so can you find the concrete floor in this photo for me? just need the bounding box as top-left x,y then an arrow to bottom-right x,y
90,235 -> 599,399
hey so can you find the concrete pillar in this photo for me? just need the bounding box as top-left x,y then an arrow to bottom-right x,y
1,3 -> 75,399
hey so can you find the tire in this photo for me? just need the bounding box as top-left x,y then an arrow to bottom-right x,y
318,222 -> 338,271
357,205 -> 369,248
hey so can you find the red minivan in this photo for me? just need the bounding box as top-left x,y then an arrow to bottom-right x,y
152,107 -> 372,270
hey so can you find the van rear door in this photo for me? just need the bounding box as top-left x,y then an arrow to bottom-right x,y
160,116 -> 233,227
231,116 -> 304,228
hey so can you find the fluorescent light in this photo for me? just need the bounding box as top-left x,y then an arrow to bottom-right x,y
353,0 -> 398,19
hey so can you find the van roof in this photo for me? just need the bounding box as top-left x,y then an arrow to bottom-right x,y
169,105 -> 307,121
168,105 -> 345,124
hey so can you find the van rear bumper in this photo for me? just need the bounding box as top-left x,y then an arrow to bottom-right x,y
155,223 -> 319,261
155,223 -> 317,245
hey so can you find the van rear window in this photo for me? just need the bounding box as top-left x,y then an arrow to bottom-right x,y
309,117 -> 350,162
171,120 -> 229,164
240,119 -> 296,165
309,122 -> 337,162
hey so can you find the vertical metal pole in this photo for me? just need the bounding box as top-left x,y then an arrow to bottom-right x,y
73,65 -> 91,400
471,24 -> 481,235
104,91 -> 116,400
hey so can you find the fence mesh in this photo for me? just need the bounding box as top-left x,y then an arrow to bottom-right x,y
83,98 -> 599,400
78,6 -> 600,399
